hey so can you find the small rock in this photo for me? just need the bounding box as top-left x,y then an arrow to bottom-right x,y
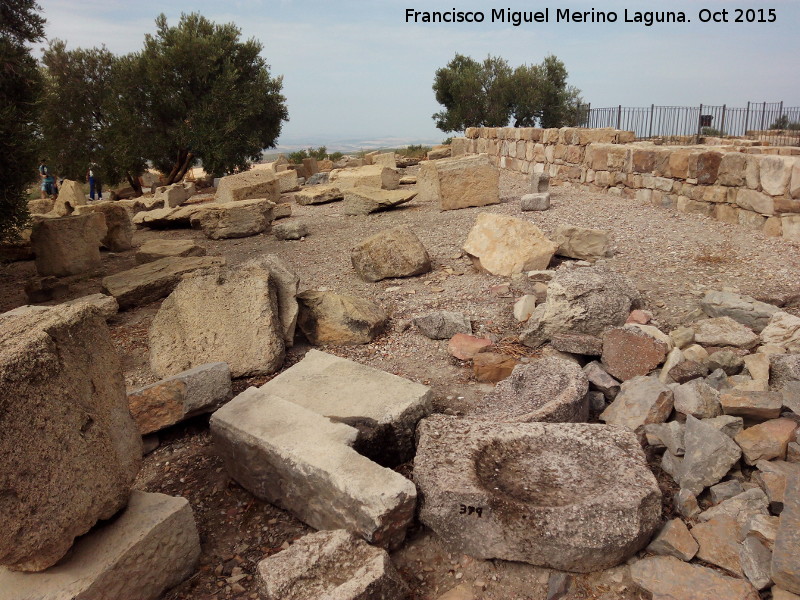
678,415 -> 742,495
659,348 -> 685,383
646,518 -> 698,561
720,391 -> 784,421
705,414 -> 745,438
599,376 -> 673,432
520,193 -> 550,211
513,295 -> 537,322
601,327 -> 669,381
669,326 -> 695,349
710,480 -> 745,504
414,311 -> 472,340
693,317 -> 760,349
273,220 -> 309,240
740,536 -> 773,590
699,488 -> 769,526
626,309 -> 653,325
472,353 -> 518,383
735,419 -> 799,464
546,571 -> 571,600
708,349 -> 745,375
675,489 -> 701,519
583,361 -> 621,400
742,514 -> 780,550
551,333 -> 603,356
669,360 -> 710,384
682,343 -> 709,363
448,334 -> 493,360
673,379 -> 722,419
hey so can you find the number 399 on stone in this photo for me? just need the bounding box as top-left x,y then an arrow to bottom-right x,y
459,504 -> 483,517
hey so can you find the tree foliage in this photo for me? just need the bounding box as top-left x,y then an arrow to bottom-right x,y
432,53 -> 584,132
0,0 -> 44,241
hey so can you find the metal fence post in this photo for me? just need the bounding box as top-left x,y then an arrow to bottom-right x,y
720,104 -> 726,136
648,104 -> 654,139
760,101 -> 767,131
616,105 -> 622,130
696,104 -> 704,139
745,101 -> 750,134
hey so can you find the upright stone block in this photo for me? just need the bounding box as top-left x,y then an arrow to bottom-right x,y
417,154 -> 500,210
30,213 -> 106,277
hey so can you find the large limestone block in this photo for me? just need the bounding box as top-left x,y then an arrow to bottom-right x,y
131,204 -> 207,228
371,152 -> 397,169
417,154 -> 500,210
101,255 -> 225,310
700,291 -> 780,333
127,362 -> 231,435
342,188 -> 416,215
53,179 -> 86,214
135,239 -> 206,264
760,156 -> 795,196
0,305 -> 141,571
351,226 -> 431,282
215,170 -> 280,203
0,492 -> 200,600
414,416 -> 661,572
276,169 -> 300,193
294,184 -> 343,205
329,165 -> 400,190
472,357 -> 589,423
631,556 -> 760,600
260,349 -> 431,465
30,213 -> 106,277
153,182 -> 188,208
257,529 -> 408,600
73,202 -> 134,251
554,225 -> 612,261
297,291 -> 387,346
247,255 -> 300,347
520,267 -> 641,348
463,213 -> 557,277
189,197 -> 274,239
211,390 -> 416,549
149,263 -> 285,378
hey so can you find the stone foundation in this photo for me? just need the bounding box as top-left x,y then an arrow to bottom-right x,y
455,127 -> 800,242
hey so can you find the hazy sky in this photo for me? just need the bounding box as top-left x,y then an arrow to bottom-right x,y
37,0 -> 800,147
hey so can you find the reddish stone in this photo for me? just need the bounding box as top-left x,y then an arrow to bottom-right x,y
448,334 -> 493,360
669,360 -> 709,384
626,309 -> 653,325
473,352 -> 518,383
601,327 -> 669,381
693,151 -> 723,184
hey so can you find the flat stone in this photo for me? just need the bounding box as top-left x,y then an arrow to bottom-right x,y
414,311 -> 471,340
273,220 -> 308,240
691,515 -> 744,576
646,518 -> 698,561
700,291 -> 781,333
740,536 -> 773,590
520,192 -> 550,211
683,343 -> 710,364
258,350 -> 431,465
101,256 -> 225,310
127,363 -> 231,435
0,492 -> 199,600
710,480 -> 745,504
190,197 -> 274,239
772,473 -> 800,594
211,390 -> 415,549
342,188 -> 416,215
293,184 -> 343,205
149,262 -> 285,378
735,419 -> 799,464
351,226 -> 431,282
675,489 -> 701,519
693,317 -> 759,349
131,204 -> 207,228
463,213 -> 557,277
762,312 -> 800,353
297,291 -> 387,346
256,529 -> 407,600
473,352 -> 518,383
599,376 -> 673,433
0,305 -> 141,571
678,415 -> 742,495
447,333 -> 493,360
473,357 -> 589,423
330,165 -> 400,191
414,416 -> 661,572
583,361 -> 621,399
520,267 -> 640,348
554,225 -> 612,261
631,556 -> 759,600
551,333 -> 603,356
601,327 -> 668,381
721,390 -> 784,421
673,379 -> 722,419
135,239 -> 206,264
644,421 -> 685,456
31,214 -> 106,277
669,360 -> 709,384
699,488 -> 769,527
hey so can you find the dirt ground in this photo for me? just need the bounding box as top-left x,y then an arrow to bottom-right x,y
2,169 -> 798,599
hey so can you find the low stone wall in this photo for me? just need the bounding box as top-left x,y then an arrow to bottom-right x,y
453,127 -> 800,242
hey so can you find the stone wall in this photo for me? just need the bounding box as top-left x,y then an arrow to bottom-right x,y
453,127 -> 800,242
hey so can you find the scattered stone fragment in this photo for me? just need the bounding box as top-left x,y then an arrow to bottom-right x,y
414,311 -> 472,340
447,333 -> 493,360
256,529 -> 408,600
513,295 -> 537,322
646,518 -> 698,561
678,415 -> 742,495
736,419 -> 799,464
693,316 -> 760,349
473,357 -> 589,423
0,305 -> 141,571
630,556 -> 760,600
351,226 -> 431,282
659,347 -> 685,383
127,363 -> 231,435
0,491 -> 200,600
669,326 -> 695,349
583,361 -> 621,399
644,421 -> 685,456
149,263 -> 285,378
699,488 -> 769,526
743,514 -> 780,549
297,290 -> 387,346
683,343 -> 710,364
710,480 -> 745,504
520,193 -> 550,211
669,360 -> 710,384
708,349 -> 745,375
600,376 -> 673,432
551,333 -> 603,356
740,536 -> 773,590
258,349 -> 431,465
554,225 -> 612,261
294,184 -> 343,205
342,188 -> 416,215
673,379 -> 722,419
700,291 -> 781,333
520,267 -> 640,348
473,352 -> 519,383
273,220 -> 308,240
211,391 -> 415,549
463,213 -> 557,277
772,473 -> 800,594
761,312 -> 800,353
415,416 -> 661,572
60,293 -> 119,319
153,182 -> 189,208
675,489 -> 701,519
691,515 -> 744,576
135,239 -> 206,264
721,390 -> 784,421
30,214 -> 106,277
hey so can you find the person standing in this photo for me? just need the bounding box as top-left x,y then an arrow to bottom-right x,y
39,161 -> 55,199
87,165 -> 103,201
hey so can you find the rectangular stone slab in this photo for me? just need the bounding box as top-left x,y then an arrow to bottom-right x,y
773,472 -> 800,593
259,349 -> 431,464
210,389 -> 416,549
0,491 -> 200,600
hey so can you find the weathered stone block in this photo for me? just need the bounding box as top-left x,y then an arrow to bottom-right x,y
351,226 -> 431,282
30,214 -> 106,277
417,154 -> 499,211
215,170 -> 280,203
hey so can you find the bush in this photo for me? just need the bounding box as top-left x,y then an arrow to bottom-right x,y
701,127 -> 723,137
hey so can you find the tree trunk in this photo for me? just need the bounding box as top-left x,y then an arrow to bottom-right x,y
126,172 -> 143,197
175,152 -> 195,183
165,148 -> 193,185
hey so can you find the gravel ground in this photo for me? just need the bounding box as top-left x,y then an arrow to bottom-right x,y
2,168 -> 799,599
